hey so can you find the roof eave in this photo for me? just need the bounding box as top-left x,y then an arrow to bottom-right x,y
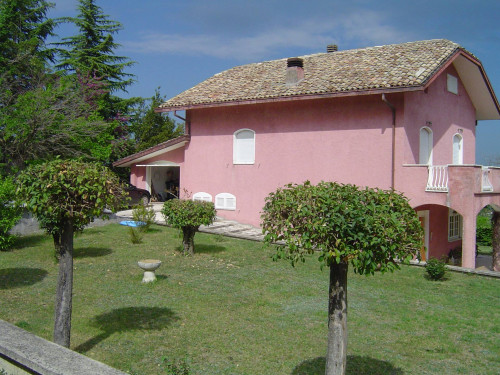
156,86 -> 424,113
113,135 -> 190,167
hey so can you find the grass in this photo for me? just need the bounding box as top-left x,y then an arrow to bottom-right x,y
477,245 -> 493,255
1,224 -> 499,375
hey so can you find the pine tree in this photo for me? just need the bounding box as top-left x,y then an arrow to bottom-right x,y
55,0 -> 134,92
0,0 -> 56,97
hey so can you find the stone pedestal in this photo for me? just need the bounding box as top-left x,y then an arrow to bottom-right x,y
137,259 -> 162,283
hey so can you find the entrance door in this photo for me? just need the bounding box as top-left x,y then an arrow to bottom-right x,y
417,210 -> 429,261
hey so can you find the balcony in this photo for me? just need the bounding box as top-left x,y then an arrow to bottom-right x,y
424,165 -> 500,193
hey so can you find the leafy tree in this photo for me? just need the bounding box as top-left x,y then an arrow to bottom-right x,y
162,199 -> 216,256
261,181 -> 422,375
0,72 -> 111,171
15,159 -> 128,347
55,0 -> 134,93
0,0 -> 56,97
0,176 -> 21,250
131,88 -> 183,152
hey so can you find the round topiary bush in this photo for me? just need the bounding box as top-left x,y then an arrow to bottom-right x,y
425,257 -> 447,280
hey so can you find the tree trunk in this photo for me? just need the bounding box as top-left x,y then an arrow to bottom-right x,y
325,261 -> 348,375
182,226 -> 197,256
492,211 -> 500,272
53,219 -> 74,348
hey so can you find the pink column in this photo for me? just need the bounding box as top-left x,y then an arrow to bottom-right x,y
461,213 -> 476,269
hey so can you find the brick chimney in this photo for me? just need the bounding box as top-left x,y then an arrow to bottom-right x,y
286,57 -> 304,85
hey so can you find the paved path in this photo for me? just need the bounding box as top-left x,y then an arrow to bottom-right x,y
116,203 -> 265,242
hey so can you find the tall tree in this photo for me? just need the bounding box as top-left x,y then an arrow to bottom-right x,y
0,72 -> 112,171
0,0 -> 56,99
261,181 -> 422,375
132,88 -> 183,152
55,0 -> 134,93
16,160 -> 128,347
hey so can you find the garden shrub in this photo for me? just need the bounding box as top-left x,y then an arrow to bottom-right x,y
132,204 -> 156,231
162,199 -> 216,255
425,257 -> 447,280
0,176 -> 21,250
476,215 -> 492,246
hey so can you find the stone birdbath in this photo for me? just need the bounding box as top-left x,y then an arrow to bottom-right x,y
137,259 -> 162,283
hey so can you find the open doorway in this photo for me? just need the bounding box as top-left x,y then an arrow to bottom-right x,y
146,166 -> 180,201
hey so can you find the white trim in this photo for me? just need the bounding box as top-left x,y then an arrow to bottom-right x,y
136,160 -> 181,167
215,193 -> 236,210
233,129 -> 255,165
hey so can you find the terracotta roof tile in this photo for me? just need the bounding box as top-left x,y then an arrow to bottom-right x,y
159,39 -> 463,110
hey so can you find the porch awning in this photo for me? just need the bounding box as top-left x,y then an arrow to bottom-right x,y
113,135 -> 190,167
136,160 -> 180,167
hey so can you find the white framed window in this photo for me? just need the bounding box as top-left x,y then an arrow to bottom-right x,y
448,209 -> 462,241
193,192 -> 212,202
233,129 -> 255,164
452,133 -> 463,165
419,127 -> 433,165
215,193 -> 236,210
447,74 -> 458,95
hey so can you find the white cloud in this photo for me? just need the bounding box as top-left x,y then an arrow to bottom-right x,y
123,10 -> 412,60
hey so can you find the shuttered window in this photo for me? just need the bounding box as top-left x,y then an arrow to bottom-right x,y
233,129 -> 255,164
193,192 -> 212,202
215,193 -> 236,210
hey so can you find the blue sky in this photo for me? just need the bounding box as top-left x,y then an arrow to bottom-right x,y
49,0 -> 500,163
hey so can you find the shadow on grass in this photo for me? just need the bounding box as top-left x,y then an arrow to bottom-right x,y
292,356 -> 404,375
74,247 -> 112,258
0,268 -> 48,289
13,234 -> 47,249
74,306 -> 179,354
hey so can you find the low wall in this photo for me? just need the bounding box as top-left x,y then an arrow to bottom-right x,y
0,320 -> 126,375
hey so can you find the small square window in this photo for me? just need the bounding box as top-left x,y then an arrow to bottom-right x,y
447,74 -> 458,95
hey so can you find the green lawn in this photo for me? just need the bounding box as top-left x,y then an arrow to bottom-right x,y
1,224 -> 499,375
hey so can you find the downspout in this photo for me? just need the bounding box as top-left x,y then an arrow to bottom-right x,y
174,110 -> 190,135
382,94 -> 396,190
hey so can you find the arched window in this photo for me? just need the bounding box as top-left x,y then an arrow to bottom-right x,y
215,193 -> 236,211
193,192 -> 212,202
452,133 -> 463,165
233,129 -> 255,164
419,127 -> 433,165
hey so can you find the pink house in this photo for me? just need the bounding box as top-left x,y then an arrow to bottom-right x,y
114,39 -> 500,269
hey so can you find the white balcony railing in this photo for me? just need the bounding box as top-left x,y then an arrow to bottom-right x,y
481,167 -> 494,192
426,165 -> 448,192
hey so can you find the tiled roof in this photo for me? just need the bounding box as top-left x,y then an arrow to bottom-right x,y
159,39 -> 464,111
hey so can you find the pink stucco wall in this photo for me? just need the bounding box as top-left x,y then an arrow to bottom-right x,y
181,95 -> 395,226
402,66 -> 476,166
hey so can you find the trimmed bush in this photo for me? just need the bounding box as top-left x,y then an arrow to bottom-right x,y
425,257 -> 447,280
476,215 -> 492,246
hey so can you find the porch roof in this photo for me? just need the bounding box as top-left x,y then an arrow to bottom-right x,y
157,39 -> 499,120
112,135 -> 190,167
